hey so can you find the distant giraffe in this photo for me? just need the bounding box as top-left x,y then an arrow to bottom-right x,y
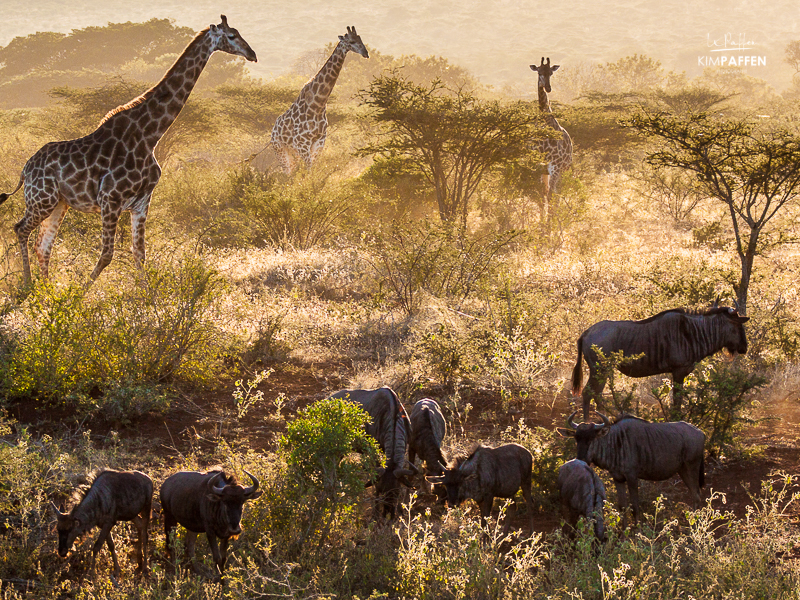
271,26 -> 369,173
0,16 -> 256,285
530,57 -> 573,221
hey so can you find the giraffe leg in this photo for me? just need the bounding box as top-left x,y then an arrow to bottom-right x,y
306,136 -> 327,169
33,200 -> 69,281
89,204 -> 121,282
130,205 -> 150,270
272,141 -> 295,174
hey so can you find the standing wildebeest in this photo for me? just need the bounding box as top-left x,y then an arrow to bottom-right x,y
557,411 -> 705,527
572,305 -> 749,418
52,469 -> 152,579
160,469 -> 260,578
331,387 -> 416,518
427,443 -> 534,533
557,459 -> 606,541
408,398 -> 447,476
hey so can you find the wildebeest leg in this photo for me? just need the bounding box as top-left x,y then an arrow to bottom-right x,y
132,513 -> 148,575
583,365 -> 607,419
105,532 -> 121,579
184,531 -> 202,575
671,368 -> 692,416
408,446 -> 417,469
627,478 -> 641,526
163,511 -> 178,571
206,532 -> 226,579
521,478 -> 535,534
614,479 -> 629,529
90,522 -> 115,577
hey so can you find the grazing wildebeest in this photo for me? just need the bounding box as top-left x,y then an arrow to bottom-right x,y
160,469 -> 260,578
557,459 -> 606,541
408,398 -> 447,476
427,443 -> 534,533
52,469 -> 153,579
557,411 -> 705,527
331,387 -> 416,518
572,305 -> 749,417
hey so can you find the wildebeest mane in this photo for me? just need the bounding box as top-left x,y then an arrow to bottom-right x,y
70,468 -> 105,504
634,306 -> 738,325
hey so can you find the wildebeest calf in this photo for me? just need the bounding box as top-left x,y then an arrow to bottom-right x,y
558,411 -> 705,527
160,469 -> 260,579
558,459 -> 606,541
408,398 -> 447,476
427,443 -> 534,533
52,469 -> 153,579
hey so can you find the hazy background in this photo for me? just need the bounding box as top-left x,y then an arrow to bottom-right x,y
4,0 -> 798,91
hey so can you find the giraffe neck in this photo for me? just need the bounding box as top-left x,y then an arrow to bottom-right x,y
100,29 -> 215,148
305,42 -> 348,108
538,84 -> 563,132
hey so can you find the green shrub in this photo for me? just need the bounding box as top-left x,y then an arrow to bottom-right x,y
267,397 -> 380,561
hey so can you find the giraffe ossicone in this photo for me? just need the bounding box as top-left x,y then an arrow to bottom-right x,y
0,16 -> 257,285
529,57 -> 573,222
271,26 -> 369,174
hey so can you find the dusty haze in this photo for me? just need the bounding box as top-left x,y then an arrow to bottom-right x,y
4,0 -> 798,90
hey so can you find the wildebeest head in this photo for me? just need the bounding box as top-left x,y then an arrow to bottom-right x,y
556,411 -> 612,462
206,471 -> 261,537
426,458 -> 474,508
51,503 -> 81,558
717,306 -> 749,356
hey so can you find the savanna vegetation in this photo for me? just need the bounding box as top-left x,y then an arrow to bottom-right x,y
1,19 -> 800,600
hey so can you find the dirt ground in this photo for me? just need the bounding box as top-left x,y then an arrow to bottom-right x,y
9,359 -> 800,534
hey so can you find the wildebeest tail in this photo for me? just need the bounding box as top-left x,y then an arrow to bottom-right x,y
571,336 -> 584,396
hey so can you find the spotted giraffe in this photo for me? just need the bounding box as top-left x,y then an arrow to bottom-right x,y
271,26 -> 369,173
530,57 -> 573,220
0,16 -> 256,285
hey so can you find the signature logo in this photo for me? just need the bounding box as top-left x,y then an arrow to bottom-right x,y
707,33 -> 757,53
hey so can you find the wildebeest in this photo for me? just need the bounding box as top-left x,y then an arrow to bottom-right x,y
52,469 -> 153,579
557,459 -> 606,541
408,398 -> 447,476
572,305 -> 749,417
557,411 -> 705,527
331,386 -> 417,518
427,443 -> 534,533
160,469 -> 261,578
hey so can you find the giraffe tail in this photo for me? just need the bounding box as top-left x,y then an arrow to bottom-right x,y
0,172 -> 24,206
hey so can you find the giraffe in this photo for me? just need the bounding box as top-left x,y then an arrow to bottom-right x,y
271,26 -> 369,173
530,57 -> 573,221
0,16 -> 256,286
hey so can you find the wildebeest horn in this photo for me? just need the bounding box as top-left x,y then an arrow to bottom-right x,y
210,472 -> 226,495
437,461 -> 447,472
732,298 -> 740,311
50,501 -> 64,517
407,462 -> 420,474
567,410 -> 580,430
243,470 -> 259,496
712,296 -> 720,309
426,475 -> 445,484
594,412 -> 611,430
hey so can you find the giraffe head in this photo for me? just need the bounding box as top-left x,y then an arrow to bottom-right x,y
209,15 -> 258,62
338,26 -> 369,59
530,57 -> 560,93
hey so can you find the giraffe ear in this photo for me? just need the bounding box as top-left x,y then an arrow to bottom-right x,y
338,35 -> 345,43
552,65 -> 561,72
210,24 -> 218,33
530,65 -> 539,72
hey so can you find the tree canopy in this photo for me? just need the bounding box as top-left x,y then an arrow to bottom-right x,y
625,108 -> 800,314
358,73 -> 549,226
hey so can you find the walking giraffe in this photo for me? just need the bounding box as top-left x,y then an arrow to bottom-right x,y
0,16 -> 256,285
271,26 -> 369,173
530,57 -> 573,221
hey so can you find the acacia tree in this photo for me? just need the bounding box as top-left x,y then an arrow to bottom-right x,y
358,73 -> 548,226
626,109 -> 800,314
